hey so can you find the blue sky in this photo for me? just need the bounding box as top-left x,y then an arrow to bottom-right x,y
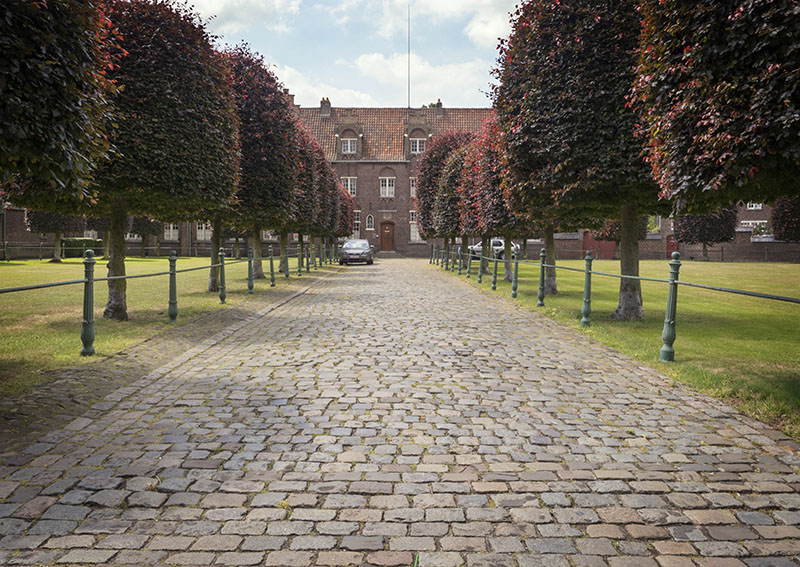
192,0 -> 518,108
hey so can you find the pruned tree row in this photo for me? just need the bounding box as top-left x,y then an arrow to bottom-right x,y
1,0 -> 354,320
416,0 -> 799,321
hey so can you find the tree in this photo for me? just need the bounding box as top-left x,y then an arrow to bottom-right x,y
591,217 -> 649,259
772,197 -> 800,242
633,1 -> 800,209
673,205 -> 738,260
131,216 -> 163,257
416,132 -> 474,241
94,0 -> 239,320
464,118 -> 524,281
226,44 -> 297,279
434,148 -> 466,256
24,210 -> 85,262
1,1 -> 116,198
494,0 -> 662,320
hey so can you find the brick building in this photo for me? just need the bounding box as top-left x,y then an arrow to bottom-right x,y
296,99 -> 492,256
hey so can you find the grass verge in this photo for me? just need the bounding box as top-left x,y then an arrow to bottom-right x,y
450,257 -> 800,439
0,255 -> 318,397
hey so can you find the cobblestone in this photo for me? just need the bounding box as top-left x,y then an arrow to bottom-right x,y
0,259 -> 799,566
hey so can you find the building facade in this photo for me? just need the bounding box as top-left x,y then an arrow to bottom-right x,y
296,99 -> 493,256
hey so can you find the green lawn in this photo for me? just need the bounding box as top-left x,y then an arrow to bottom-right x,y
0,255 -> 313,397
453,257 -> 800,438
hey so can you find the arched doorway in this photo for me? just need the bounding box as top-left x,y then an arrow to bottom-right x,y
380,222 -> 395,251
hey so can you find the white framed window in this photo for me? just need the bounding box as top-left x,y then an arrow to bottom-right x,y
366,214 -> 374,230
196,222 -> 212,241
379,177 -> 395,198
261,230 -> 272,241
409,210 -> 422,242
410,138 -> 426,154
342,139 -> 357,154
409,177 -> 417,199
352,210 -> 361,239
741,220 -> 767,228
746,202 -> 763,210
342,177 -> 357,197
125,232 -> 141,241
84,230 -> 99,239
163,223 -> 179,241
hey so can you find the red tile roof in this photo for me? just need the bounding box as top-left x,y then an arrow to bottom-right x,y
296,106 -> 493,162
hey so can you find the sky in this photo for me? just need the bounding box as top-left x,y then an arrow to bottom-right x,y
191,0 -> 518,108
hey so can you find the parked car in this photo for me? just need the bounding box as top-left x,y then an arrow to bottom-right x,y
468,238 -> 519,260
339,239 -> 374,265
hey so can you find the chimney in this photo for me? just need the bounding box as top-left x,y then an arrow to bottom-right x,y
321,97 -> 331,117
435,98 -> 444,118
283,88 -> 295,106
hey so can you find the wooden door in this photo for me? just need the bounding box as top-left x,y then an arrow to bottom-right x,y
380,222 -> 394,251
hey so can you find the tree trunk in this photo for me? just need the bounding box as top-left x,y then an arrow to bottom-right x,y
208,214 -> 222,292
298,234 -> 305,270
102,231 -> 110,259
104,198 -> 128,320
252,228 -> 265,279
461,235 -> 468,268
480,235 -> 489,275
544,224 -> 558,295
702,242 -> 709,261
613,241 -> 620,260
612,202 -> 644,321
50,232 -> 63,263
279,230 -> 289,274
234,237 -> 240,259
503,235 -> 513,282
522,237 -> 528,260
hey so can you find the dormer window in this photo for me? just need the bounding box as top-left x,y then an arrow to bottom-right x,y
342,139 -> 357,154
410,139 -> 426,154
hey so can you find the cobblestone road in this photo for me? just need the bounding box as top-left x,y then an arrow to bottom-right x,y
1,259 -> 799,567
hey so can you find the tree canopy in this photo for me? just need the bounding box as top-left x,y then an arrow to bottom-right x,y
772,197 -> 800,242
226,44 -> 297,233
416,131 -> 474,239
1,1 -> 116,199
633,0 -> 800,209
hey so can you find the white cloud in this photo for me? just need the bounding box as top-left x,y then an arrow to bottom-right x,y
191,0 -> 302,35
354,52 -> 491,107
277,65 -> 379,107
370,0 -> 515,48
313,0 -> 363,25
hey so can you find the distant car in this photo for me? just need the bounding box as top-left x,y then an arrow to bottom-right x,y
340,239 -> 374,265
468,238 -> 519,260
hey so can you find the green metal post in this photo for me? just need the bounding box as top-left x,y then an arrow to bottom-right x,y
168,250 -> 178,322
660,252 -> 682,362
511,253 -> 520,299
434,245 -> 438,265
306,245 -> 311,273
580,251 -> 593,326
317,242 -> 322,269
269,245 -> 276,287
466,248 -> 472,278
218,247 -> 226,304
537,248 -> 546,307
247,246 -> 254,294
491,251 -> 499,291
457,247 -> 463,276
80,250 -> 96,356
429,245 -> 433,264
450,247 -> 456,273
477,250 -> 484,284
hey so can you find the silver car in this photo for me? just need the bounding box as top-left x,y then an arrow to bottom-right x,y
468,238 -> 519,260
339,239 -> 374,265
